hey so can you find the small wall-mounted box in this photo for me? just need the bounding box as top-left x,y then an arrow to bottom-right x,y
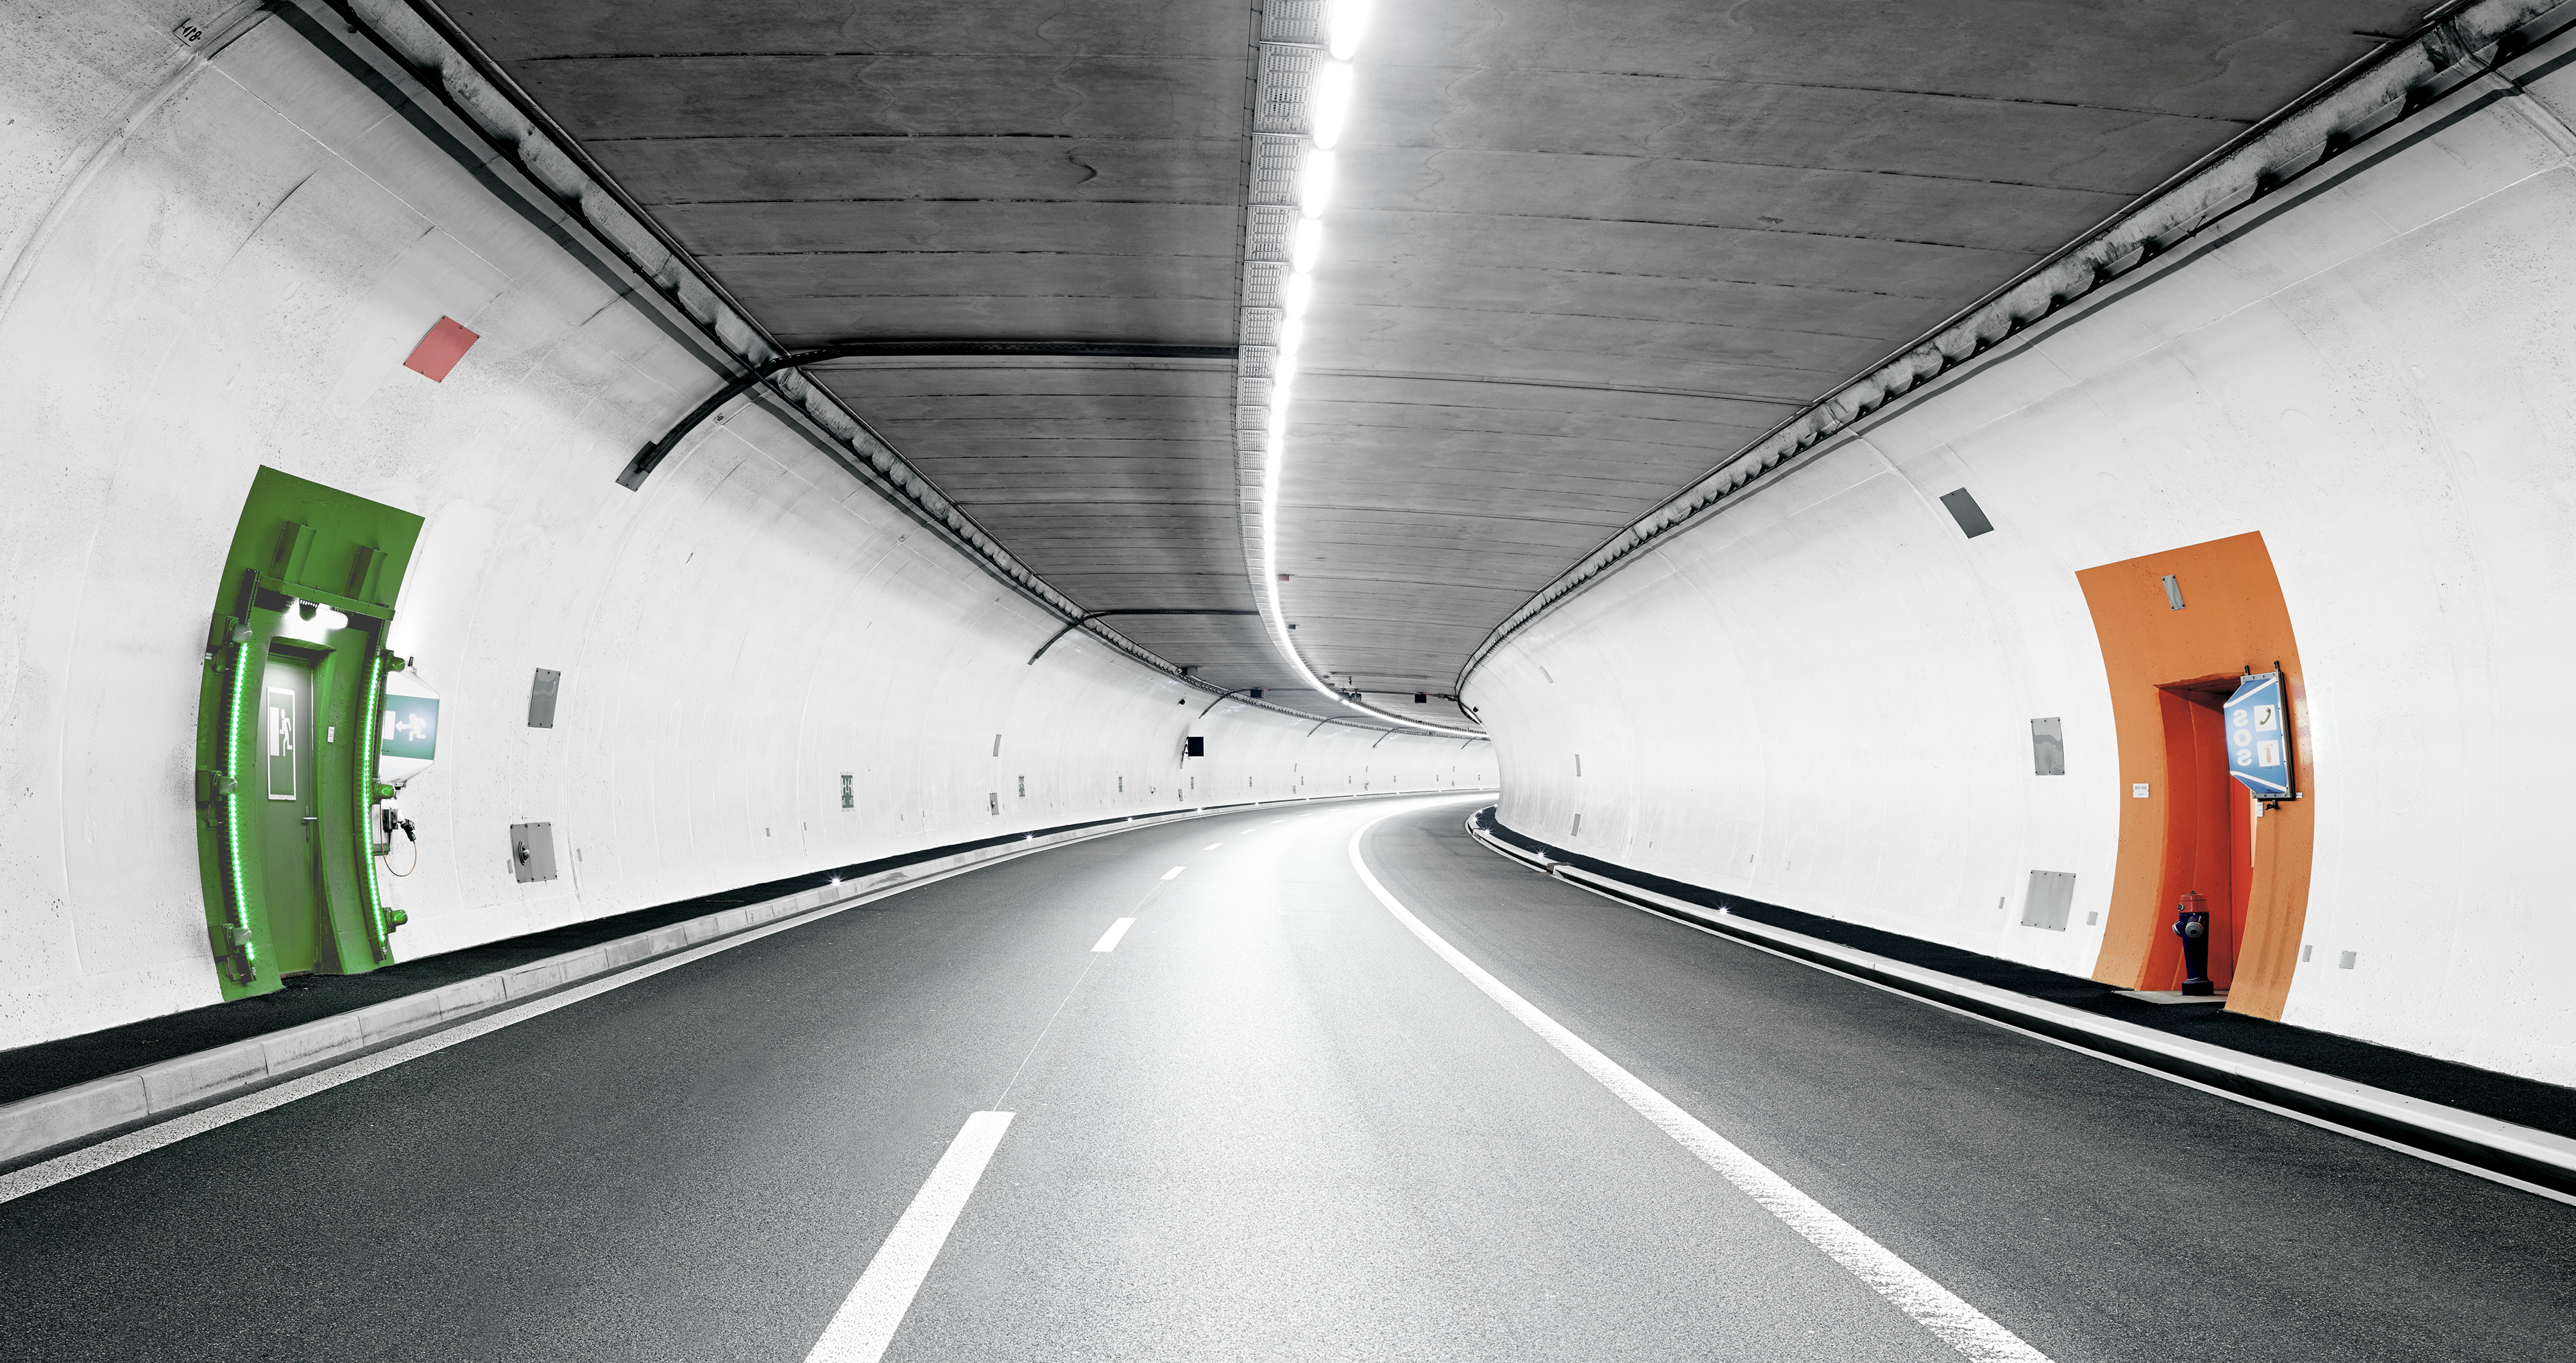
509,822 -> 558,883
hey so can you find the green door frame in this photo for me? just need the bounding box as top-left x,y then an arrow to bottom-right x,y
194,468 -> 424,999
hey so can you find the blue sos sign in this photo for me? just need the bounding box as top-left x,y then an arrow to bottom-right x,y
2223,672 -> 2293,799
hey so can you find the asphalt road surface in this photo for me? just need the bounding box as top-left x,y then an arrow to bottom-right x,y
4,796 -> 2568,1361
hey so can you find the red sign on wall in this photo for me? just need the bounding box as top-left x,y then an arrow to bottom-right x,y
402,316 -> 479,382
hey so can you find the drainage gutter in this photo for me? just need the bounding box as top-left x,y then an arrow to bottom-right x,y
0,788 -> 1487,1173
1466,810 -> 2576,1201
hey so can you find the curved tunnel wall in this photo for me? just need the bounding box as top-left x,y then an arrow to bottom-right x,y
1467,72 -> 2576,1086
0,8 -> 1485,1049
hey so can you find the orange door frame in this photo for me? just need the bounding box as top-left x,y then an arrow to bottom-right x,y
2076,532 -> 2315,1019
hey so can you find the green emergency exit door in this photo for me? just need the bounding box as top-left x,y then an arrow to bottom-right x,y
196,467 -> 423,999
257,652 -> 327,974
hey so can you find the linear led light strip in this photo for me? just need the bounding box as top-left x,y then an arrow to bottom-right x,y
224,637 -> 257,976
361,651 -> 390,949
1247,0 -> 1485,740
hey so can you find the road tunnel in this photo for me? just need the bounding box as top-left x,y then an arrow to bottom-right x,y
2,2 -> 2570,1359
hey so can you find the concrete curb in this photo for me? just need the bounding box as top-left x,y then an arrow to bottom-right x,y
1465,816 -> 2576,1201
0,789 -> 1485,1171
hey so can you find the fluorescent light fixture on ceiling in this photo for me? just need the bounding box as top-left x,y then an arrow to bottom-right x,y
1326,0 -> 1373,60
1311,62 -> 1354,149
1291,217 -> 1325,273
1232,3 -> 1487,742
1299,149 -> 1336,219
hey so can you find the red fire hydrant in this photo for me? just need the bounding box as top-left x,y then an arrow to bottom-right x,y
2172,890 -> 2213,995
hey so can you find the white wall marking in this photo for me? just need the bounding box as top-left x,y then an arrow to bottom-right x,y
1161,865 -> 1185,880
1091,917 -> 1136,953
803,1110 -> 1015,1363
1346,818 -> 2052,1363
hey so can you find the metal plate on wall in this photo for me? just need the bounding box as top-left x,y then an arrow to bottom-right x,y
2021,870 -> 2076,931
510,821 -> 558,883
528,668 -> 561,728
1939,487 -> 1994,538
2031,717 -> 2065,775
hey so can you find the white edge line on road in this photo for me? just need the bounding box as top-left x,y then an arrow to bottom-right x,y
0,881 -> 912,1205
1467,820 -> 2576,1208
0,795 -> 1480,1198
1,791 -> 1494,1177
1347,816 -> 2053,1363
1091,917 -> 1136,953
1161,865 -> 1184,880
803,1110 -> 1014,1363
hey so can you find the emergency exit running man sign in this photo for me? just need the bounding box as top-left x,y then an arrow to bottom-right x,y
2223,671 -> 2294,799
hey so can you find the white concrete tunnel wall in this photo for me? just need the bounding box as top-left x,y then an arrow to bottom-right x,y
1468,75 -> 2576,1087
0,11 -> 1487,1051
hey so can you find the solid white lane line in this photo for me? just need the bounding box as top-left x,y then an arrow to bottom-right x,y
1161,865 -> 1185,880
1347,820 -> 2053,1363
1091,917 -> 1136,953
1484,829 -> 2576,1210
803,1111 -> 1015,1363
3,799 -> 1303,1203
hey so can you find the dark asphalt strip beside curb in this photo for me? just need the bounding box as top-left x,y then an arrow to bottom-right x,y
0,790 -> 1482,1176
1465,809 -> 2576,1203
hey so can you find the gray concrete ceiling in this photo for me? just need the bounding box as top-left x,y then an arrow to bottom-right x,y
443,0 -> 2432,719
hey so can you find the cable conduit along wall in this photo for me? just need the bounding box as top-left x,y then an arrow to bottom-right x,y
1453,0 -> 2572,693
1460,31 -> 2576,1083
0,0 -> 1493,1051
325,0 -> 1205,691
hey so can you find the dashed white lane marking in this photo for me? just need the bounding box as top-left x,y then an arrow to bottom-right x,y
803,1110 -> 1015,1363
1203,842 -> 1224,850
1347,819 -> 2054,1363
1161,865 -> 1185,880
1091,917 -> 1136,953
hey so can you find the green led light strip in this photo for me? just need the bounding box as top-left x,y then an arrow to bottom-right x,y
223,637 -> 257,973
361,652 -> 388,943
